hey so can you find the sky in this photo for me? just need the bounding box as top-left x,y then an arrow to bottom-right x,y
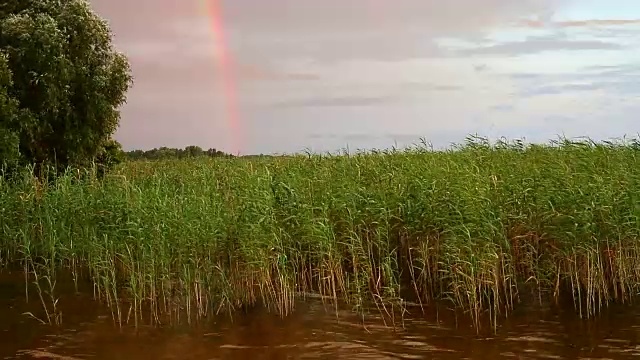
89,0 -> 640,155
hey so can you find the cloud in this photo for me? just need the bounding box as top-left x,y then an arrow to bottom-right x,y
122,52 -> 319,97
508,63 -> 640,81
219,0 -> 562,32
307,133 -> 427,148
460,38 -> 622,56
524,80 -> 640,97
391,83 -> 465,92
520,83 -> 603,97
264,79 -> 470,109
474,64 -> 490,72
92,0 -> 567,63
585,26 -> 640,39
490,104 -> 516,112
520,18 -> 640,28
235,64 -> 320,82
584,64 -> 640,77
221,0 -> 564,62
506,64 -> 640,98
271,96 -> 393,108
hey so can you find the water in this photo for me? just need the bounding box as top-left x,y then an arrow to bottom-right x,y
2,270 -> 639,359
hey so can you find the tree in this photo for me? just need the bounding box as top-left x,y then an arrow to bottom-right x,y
0,52 -> 20,165
0,0 -> 132,173
185,145 -> 204,157
123,146 -> 234,161
95,138 -> 124,178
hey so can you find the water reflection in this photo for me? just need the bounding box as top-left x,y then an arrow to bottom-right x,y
1,270 -> 639,359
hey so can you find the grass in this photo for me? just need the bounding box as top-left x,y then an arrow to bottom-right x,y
2,136 -> 640,330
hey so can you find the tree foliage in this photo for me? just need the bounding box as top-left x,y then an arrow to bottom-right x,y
0,52 -> 20,165
125,146 -> 234,161
0,0 -> 132,173
94,138 -> 124,176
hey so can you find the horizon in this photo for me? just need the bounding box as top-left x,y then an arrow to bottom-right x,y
124,133 -> 640,157
89,0 -> 640,155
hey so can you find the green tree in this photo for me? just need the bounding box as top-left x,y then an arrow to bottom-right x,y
0,0 -> 132,173
185,145 -> 204,157
95,138 -> 124,178
0,51 -> 20,165
122,146 -> 234,161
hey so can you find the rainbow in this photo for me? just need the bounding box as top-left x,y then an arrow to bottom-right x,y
199,0 -> 243,155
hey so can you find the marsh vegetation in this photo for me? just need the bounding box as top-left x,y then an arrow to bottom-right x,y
2,137 -> 640,330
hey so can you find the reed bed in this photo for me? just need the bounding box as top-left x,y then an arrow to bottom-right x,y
2,137 -> 640,329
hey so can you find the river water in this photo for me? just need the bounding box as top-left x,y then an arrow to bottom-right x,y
1,270 -> 639,359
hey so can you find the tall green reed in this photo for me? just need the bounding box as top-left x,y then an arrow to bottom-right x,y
2,137 -> 640,331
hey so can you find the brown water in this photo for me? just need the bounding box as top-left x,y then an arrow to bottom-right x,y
1,270 -> 639,359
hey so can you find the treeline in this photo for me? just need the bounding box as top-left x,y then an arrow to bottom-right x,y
125,146 -> 234,161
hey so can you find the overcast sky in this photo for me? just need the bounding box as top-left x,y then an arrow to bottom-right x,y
89,0 -> 640,155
